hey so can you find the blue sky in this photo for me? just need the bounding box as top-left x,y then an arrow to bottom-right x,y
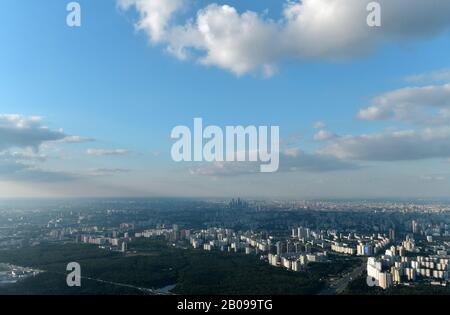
1,0 -> 450,198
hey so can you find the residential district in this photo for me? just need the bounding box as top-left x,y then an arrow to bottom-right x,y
1,198 -> 450,292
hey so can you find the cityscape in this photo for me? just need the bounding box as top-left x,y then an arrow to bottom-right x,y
2,0 -> 450,305
1,198 -> 449,295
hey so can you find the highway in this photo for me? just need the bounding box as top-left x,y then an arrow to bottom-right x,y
318,258 -> 366,295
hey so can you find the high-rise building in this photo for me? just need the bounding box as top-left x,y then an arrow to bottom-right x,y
391,267 -> 401,284
412,220 -> 418,234
357,243 -> 365,256
406,268 -> 416,281
305,243 -> 312,253
276,241 -> 283,256
389,228 -> 396,241
291,260 -> 301,272
379,272 -> 393,290
121,242 -> 127,253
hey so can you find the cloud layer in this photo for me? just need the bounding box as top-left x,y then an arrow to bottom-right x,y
0,114 -> 66,151
189,148 -> 358,177
119,0 -> 450,75
0,115 -> 86,182
322,69 -> 450,162
86,148 -> 129,156
358,83 -> 450,123
321,127 -> 450,161
0,150 -> 76,182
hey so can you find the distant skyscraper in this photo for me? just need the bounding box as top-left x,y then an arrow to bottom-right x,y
389,228 -> 396,241
276,241 -> 283,256
412,220 -> 418,234
229,198 -> 249,209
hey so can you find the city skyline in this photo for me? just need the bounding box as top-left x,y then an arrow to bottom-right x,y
2,0 -> 450,198
1,197 -> 450,295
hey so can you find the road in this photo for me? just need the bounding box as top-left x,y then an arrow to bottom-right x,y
48,270 -> 172,295
77,274 -> 170,295
318,258 -> 366,295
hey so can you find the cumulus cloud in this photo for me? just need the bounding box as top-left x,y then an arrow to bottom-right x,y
119,0 -> 450,75
322,73 -> 450,163
0,114 -> 66,151
86,148 -> 129,156
357,83 -> 450,123
313,121 -> 326,129
405,69 -> 450,83
189,148 -> 358,176
0,114 -> 97,182
118,0 -> 185,42
321,127 -> 450,161
314,130 -> 337,141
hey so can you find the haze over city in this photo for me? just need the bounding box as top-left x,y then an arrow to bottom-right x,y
3,0 -> 450,305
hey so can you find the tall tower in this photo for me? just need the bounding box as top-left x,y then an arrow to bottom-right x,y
389,228 -> 396,241
412,220 -> 418,234
276,241 -> 283,256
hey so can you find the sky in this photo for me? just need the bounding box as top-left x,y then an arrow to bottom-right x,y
1,0 -> 450,199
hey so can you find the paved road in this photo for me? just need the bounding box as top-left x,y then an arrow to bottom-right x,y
49,270 -> 172,295
318,259 -> 366,295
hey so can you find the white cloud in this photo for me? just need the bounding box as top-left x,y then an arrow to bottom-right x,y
180,4 -> 280,76
321,127 -> 450,161
357,83 -> 450,123
0,114 -> 96,182
189,148 -> 358,176
314,130 -> 337,141
313,121 -> 326,129
59,135 -> 95,143
405,69 -> 450,83
120,0 -> 450,75
86,148 -> 129,156
118,0 -> 185,42
0,114 -> 66,151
